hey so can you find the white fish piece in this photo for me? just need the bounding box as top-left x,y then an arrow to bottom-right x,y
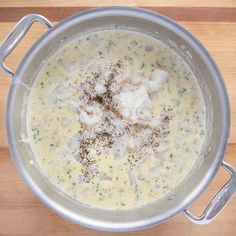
153,153 -> 163,164
57,58 -> 78,73
53,84 -> 71,100
137,106 -> 152,121
130,74 -> 144,85
109,82 -> 120,93
63,80 -> 82,94
84,104 -> 102,114
140,116 -> 161,128
148,118 -> 162,128
174,135 -> 184,149
87,58 -> 109,73
94,81 -> 106,95
159,167 -> 169,177
127,136 -> 135,149
147,69 -> 169,94
67,134 -> 80,153
109,116 -> 122,126
149,164 -> 169,178
113,85 -> 151,122
104,70 -> 115,81
130,86 -> 150,111
156,143 -> 169,153
149,164 -> 162,177
109,72 -> 127,94
114,90 -> 134,119
79,105 -> 103,126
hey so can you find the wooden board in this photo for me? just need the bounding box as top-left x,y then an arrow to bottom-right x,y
0,2 -> 235,235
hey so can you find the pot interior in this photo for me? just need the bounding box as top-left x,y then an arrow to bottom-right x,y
7,8 -> 229,231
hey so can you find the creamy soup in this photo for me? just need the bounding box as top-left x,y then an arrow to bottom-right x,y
27,30 -> 206,209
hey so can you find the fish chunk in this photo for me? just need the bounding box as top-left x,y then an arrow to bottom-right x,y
147,69 -> 169,94
57,58 -> 77,73
113,85 -> 151,122
79,104 -> 103,126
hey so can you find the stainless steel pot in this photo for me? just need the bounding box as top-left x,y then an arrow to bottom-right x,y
0,7 -> 235,232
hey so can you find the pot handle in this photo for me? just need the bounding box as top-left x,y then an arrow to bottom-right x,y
0,14 -> 53,77
184,161 -> 236,224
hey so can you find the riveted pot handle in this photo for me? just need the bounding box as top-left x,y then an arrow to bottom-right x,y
184,161 -> 236,224
0,14 -> 53,77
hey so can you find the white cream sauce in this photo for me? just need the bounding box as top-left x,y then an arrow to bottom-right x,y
27,30 -> 206,209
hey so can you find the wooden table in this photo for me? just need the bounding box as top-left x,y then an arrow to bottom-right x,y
0,1 -> 236,235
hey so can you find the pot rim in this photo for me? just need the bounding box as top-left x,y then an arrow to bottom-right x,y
6,6 -> 230,231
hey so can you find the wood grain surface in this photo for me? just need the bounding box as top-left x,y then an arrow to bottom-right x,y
0,1 -> 236,235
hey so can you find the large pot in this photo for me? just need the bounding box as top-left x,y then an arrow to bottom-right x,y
0,7 -> 235,232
